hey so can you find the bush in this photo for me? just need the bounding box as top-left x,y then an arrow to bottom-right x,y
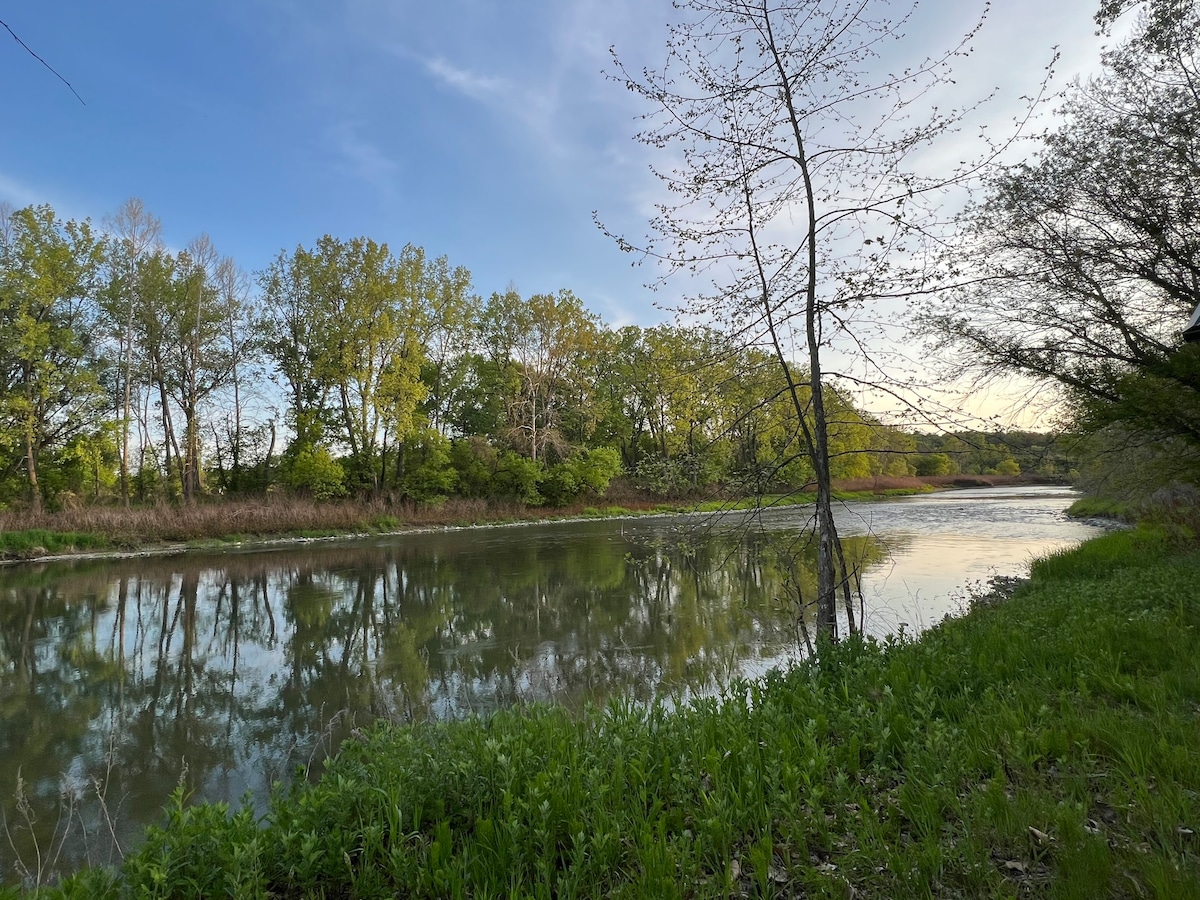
914,453 -> 955,476
992,458 -> 1021,476
538,448 -> 623,506
282,447 -> 347,500
491,451 -> 544,504
570,447 -> 623,494
538,462 -> 580,506
402,432 -> 458,501
449,437 -> 498,499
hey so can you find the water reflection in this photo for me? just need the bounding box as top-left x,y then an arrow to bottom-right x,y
0,487 -> 1098,884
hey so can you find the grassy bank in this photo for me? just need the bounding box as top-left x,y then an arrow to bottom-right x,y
16,524 -> 1198,898
1064,496 -> 1137,522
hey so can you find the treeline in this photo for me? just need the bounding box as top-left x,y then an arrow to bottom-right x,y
0,199 -> 1062,512
910,431 -> 1077,479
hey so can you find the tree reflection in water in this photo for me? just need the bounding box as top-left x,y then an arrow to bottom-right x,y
0,518 -> 885,884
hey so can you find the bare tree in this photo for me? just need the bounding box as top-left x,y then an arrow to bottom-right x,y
608,0 -> 1041,639
104,198 -> 162,506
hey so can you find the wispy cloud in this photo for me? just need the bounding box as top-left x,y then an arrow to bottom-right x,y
423,57 -> 509,101
327,121 -> 399,194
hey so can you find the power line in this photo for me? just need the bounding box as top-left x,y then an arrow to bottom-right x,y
1,16 -> 85,106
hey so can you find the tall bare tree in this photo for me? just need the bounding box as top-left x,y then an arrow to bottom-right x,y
609,0 -> 1038,638
103,198 -> 162,506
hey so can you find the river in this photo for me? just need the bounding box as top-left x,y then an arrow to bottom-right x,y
0,485 -> 1102,885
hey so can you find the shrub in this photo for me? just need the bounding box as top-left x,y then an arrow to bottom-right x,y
401,431 -> 458,501
491,451 -> 544,505
282,447 -> 347,500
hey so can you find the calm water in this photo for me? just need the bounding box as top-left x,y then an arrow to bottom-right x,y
0,485 -> 1101,883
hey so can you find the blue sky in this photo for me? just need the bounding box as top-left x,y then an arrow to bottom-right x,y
1,0 -> 1110,335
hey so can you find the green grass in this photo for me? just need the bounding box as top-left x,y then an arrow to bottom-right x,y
0,529 -> 112,559
1065,496 -> 1136,521
17,526 -> 1200,897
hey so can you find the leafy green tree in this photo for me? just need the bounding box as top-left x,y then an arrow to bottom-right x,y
261,237 -> 439,495
283,445 -> 347,499
259,242 -> 338,455
538,447 -> 623,506
490,450 -> 544,504
415,259 -> 477,437
914,453 -> 955,477
399,429 -> 458,501
0,204 -> 108,511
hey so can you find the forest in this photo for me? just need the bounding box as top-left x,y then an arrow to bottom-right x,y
0,206 -> 1070,515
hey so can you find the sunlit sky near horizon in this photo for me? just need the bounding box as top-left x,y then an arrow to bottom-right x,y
1,0 -> 1118,425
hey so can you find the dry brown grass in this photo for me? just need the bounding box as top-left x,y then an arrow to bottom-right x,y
0,497 -> 538,545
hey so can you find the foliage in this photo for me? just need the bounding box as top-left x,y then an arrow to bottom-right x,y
0,192 -> 1069,516
489,451 -> 543,505
282,446 -> 346,500
0,529 -> 111,558
1065,496 -> 1135,521
538,448 -> 623,506
0,205 -> 107,512
400,430 -> 458,502
914,453 -> 955,476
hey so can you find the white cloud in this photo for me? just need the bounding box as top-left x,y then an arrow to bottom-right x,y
423,57 -> 509,101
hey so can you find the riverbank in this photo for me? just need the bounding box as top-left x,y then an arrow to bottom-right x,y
15,521 -> 1197,898
0,475 -> 1034,564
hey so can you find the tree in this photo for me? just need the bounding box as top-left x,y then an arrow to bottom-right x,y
920,0 -> 1200,483
169,236 -> 241,501
0,204 -> 107,511
128,248 -> 186,498
261,237 -> 446,495
415,258 -> 477,438
259,243 -> 337,456
610,0 -> 1013,638
209,255 -> 260,494
478,288 -> 600,462
102,198 -> 162,506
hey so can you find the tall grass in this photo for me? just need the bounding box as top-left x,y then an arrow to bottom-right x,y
0,497 -> 539,549
15,525 -> 1197,897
